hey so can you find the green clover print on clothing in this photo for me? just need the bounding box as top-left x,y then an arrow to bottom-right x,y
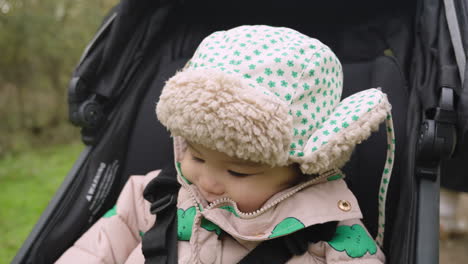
201,218 -> 222,236
178,205 -> 239,240
200,205 -> 239,236
102,205 -> 117,218
177,206 -> 197,241
103,205 -> 146,239
327,224 -> 377,258
219,205 -> 239,217
269,217 -> 305,238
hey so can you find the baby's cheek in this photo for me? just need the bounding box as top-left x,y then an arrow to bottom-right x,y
180,158 -> 196,182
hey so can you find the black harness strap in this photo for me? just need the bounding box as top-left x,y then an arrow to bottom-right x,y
142,166 -> 180,264
238,221 -> 338,264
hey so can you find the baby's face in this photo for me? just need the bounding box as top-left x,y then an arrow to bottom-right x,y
180,142 -> 300,213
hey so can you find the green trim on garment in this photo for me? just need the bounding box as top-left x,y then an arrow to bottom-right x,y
327,173 -> 342,181
176,162 -> 192,185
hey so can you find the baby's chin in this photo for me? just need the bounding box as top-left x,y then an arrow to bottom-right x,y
235,202 -> 265,214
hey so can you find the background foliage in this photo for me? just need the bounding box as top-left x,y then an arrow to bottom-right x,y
0,0 -> 116,261
0,142 -> 83,262
0,0 -> 116,156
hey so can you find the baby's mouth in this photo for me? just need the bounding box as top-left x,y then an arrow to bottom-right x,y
198,189 -> 220,204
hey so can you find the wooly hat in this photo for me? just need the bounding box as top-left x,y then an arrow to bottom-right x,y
156,25 -> 394,176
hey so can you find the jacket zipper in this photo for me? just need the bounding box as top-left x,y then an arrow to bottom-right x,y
179,176 -> 204,263
203,168 -> 342,219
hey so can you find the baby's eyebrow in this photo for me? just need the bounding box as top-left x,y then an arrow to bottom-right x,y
187,142 -> 264,168
224,160 -> 263,168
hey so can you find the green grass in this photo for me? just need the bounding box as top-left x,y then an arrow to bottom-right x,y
0,142 -> 84,263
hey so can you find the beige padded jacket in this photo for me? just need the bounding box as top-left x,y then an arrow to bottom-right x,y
56,169 -> 385,264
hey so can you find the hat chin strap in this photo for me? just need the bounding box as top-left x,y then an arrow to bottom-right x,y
375,112 -> 395,247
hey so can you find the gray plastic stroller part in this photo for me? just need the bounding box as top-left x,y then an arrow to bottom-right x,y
440,0 -> 468,194
444,0 -> 466,84
417,170 -> 440,264
414,0 -> 465,263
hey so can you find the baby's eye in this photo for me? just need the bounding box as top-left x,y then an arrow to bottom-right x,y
227,170 -> 252,177
192,157 -> 205,163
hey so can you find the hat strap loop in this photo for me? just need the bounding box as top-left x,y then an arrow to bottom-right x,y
375,112 -> 395,247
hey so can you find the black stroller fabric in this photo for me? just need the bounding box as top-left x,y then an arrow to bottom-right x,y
412,0 -> 468,192
13,0 -> 468,263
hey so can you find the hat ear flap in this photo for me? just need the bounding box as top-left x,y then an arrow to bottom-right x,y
290,89 -> 392,175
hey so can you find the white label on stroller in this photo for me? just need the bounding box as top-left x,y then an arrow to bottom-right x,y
86,162 -> 106,202
87,160 -> 120,222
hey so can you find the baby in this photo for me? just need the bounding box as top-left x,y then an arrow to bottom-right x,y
58,25 -> 392,263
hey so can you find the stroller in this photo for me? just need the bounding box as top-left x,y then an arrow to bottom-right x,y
12,0 -> 468,263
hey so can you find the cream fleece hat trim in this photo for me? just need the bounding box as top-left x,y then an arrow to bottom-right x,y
156,25 -> 391,175
291,88 -> 391,174
157,68 -> 292,166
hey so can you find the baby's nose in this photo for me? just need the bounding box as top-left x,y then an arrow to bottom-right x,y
198,173 -> 225,197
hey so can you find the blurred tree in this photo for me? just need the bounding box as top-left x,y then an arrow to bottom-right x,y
0,0 -> 116,155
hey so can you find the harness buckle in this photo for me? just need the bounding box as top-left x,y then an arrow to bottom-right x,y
150,194 -> 177,214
